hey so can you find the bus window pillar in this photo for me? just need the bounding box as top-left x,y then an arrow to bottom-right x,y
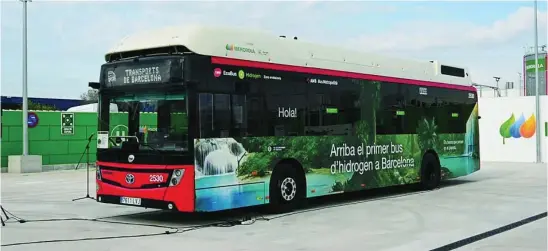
157,101 -> 171,134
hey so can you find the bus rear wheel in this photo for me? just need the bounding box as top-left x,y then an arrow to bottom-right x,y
419,152 -> 441,190
268,165 -> 304,213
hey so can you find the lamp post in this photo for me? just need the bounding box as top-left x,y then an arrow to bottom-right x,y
533,0 -> 541,163
493,76 -> 501,97
21,0 -> 30,156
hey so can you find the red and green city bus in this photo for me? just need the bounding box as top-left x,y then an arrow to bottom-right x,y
92,25 -> 480,213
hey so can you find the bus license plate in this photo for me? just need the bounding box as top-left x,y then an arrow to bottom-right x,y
120,197 -> 141,205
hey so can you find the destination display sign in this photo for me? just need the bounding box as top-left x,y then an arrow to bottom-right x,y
102,58 -> 183,87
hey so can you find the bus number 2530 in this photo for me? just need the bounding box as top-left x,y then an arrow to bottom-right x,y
149,175 -> 164,183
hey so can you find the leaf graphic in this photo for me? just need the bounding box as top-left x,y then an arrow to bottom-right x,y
509,114 -> 526,138
519,114 -> 536,138
499,114 -> 515,144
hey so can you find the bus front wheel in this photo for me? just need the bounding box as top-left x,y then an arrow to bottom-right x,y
268,165 -> 304,213
419,152 -> 441,190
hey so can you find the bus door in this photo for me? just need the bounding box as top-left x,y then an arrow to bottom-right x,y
194,92 -> 265,211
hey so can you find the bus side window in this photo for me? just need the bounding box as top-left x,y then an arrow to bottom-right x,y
246,96 -> 266,137
376,82 -> 408,134
198,93 -> 214,138
198,93 -> 232,138
263,81 -> 306,137
230,94 -> 247,137
265,93 -> 306,136
443,91 -> 471,134
406,85 -> 432,134
198,93 -> 251,138
306,80 -> 358,136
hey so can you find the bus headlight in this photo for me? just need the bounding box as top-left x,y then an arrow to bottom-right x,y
169,169 -> 185,187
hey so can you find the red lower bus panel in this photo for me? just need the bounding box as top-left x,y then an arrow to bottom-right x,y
165,166 -> 195,212
96,161 -> 195,212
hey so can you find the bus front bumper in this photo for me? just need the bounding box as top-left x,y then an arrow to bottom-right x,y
95,162 -> 195,212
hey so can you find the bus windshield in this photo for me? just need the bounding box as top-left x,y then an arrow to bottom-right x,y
106,91 -> 188,152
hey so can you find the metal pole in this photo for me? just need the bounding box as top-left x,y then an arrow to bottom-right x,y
21,0 -> 30,156
533,0 -> 541,163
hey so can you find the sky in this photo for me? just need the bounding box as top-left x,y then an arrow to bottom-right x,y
1,0 -> 547,99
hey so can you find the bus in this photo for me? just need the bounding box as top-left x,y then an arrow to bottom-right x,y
92,24 -> 480,213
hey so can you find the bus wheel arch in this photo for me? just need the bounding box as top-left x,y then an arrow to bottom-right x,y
268,158 -> 306,213
419,150 -> 441,190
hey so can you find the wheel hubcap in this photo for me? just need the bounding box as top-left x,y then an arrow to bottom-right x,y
280,177 -> 297,201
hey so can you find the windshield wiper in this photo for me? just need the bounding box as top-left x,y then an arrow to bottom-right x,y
139,142 -> 163,154
109,135 -> 163,154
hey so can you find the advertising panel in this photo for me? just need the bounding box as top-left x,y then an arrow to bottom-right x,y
524,53 -> 547,96
194,64 -> 480,212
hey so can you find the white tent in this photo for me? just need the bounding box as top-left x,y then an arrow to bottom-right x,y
66,103 -> 118,112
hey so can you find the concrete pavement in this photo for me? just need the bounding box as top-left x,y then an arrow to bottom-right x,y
1,162 -> 546,251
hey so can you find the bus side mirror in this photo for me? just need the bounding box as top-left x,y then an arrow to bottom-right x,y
478,116 -> 481,119
89,82 -> 100,89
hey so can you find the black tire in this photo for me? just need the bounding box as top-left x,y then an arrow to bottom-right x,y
419,153 -> 441,190
268,165 -> 304,213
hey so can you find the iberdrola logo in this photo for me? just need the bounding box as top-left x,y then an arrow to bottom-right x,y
225,44 -> 255,54
499,113 -> 536,144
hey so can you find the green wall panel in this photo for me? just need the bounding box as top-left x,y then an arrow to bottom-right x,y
2,142 -> 23,156
1,110 -> 186,167
1,157 -> 7,168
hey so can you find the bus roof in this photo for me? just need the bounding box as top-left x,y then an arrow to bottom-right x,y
106,24 -> 473,87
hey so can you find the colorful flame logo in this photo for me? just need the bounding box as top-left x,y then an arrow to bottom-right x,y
225,44 -> 234,51
499,113 -> 536,144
